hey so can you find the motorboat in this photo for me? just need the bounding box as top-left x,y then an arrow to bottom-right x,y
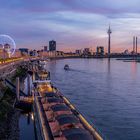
64,64 -> 70,70
39,60 -> 47,65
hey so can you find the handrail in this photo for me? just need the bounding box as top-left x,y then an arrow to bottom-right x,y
56,89 -> 104,140
34,96 -> 53,140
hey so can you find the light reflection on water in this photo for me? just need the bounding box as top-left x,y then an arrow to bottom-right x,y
19,113 -> 35,140
19,77 -> 35,140
45,58 -> 140,140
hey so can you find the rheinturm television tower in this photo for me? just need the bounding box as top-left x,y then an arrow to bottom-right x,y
107,25 -> 112,55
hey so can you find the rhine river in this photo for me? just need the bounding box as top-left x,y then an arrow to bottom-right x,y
45,58 -> 140,140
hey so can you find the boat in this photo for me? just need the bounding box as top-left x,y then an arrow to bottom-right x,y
39,60 -> 47,65
64,64 -> 70,70
32,69 -> 103,140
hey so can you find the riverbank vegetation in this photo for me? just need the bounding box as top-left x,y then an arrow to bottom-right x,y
0,84 -> 19,139
0,64 -> 28,139
0,88 -> 15,120
12,65 -> 28,81
0,62 -> 30,139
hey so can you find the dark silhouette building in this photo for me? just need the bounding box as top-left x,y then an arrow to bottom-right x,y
96,46 -> 104,56
19,48 -> 29,55
49,40 -> 56,51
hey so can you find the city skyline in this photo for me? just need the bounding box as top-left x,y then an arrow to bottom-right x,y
1,0 -> 140,52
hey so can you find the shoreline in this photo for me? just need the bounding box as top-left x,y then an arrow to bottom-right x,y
0,65 -> 28,140
0,106 -> 20,140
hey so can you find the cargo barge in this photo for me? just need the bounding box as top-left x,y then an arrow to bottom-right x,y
32,70 -> 103,140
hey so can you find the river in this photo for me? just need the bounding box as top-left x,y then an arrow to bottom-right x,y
19,113 -> 36,140
44,58 -> 140,140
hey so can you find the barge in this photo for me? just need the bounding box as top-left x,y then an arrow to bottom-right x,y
33,69 -> 103,140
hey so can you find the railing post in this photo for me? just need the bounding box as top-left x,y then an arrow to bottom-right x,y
27,74 -> 31,96
16,77 -> 20,101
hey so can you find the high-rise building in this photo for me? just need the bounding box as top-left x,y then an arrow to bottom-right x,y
107,25 -> 112,55
49,40 -> 56,51
96,46 -> 104,56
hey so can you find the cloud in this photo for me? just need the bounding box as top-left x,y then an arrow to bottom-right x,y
0,0 -> 140,52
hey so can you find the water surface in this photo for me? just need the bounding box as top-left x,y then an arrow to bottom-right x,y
19,113 -> 35,140
45,58 -> 140,140
19,77 -> 35,140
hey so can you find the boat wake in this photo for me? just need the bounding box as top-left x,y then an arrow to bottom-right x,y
65,68 -> 89,74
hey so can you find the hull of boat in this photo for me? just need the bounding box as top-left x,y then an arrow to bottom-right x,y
33,77 -> 103,140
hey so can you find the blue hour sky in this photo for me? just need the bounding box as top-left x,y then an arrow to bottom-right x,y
0,0 -> 140,52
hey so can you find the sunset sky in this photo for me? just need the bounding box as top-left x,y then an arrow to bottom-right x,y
0,0 -> 140,52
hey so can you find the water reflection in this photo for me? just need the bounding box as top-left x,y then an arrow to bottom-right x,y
107,58 -> 111,74
19,113 -> 35,140
27,113 -> 31,125
131,62 -> 137,79
19,77 -> 36,140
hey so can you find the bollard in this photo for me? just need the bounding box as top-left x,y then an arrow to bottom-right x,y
16,77 -> 20,101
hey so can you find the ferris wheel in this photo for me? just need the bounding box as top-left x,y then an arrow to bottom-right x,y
0,34 -> 16,57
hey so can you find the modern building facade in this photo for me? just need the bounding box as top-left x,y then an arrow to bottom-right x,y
49,40 -> 56,51
96,46 -> 104,56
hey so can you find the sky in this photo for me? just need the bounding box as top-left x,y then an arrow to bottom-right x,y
0,0 -> 140,52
